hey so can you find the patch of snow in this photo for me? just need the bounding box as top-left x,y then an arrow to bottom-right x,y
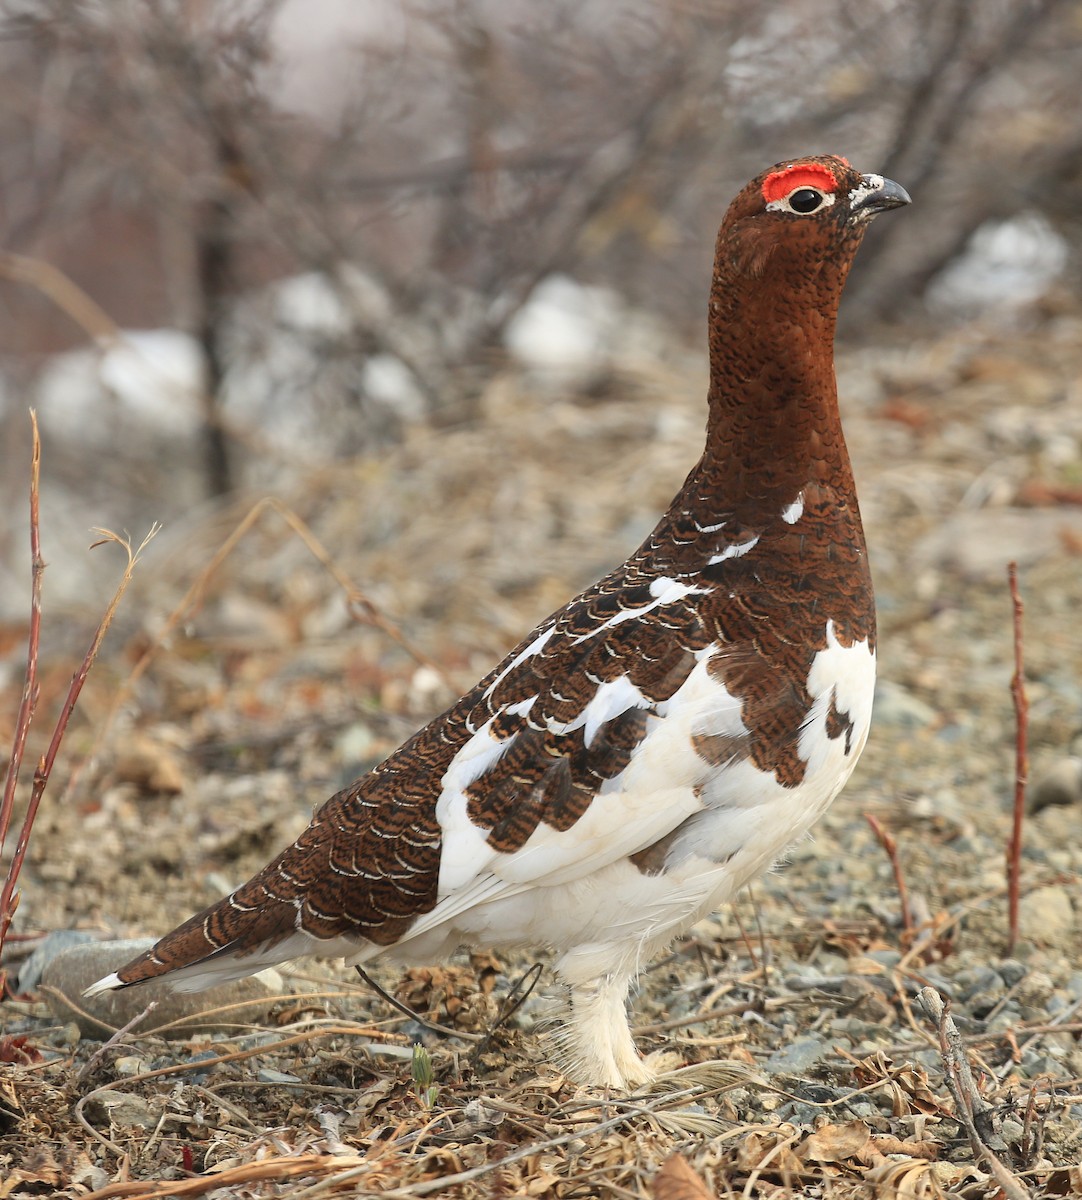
928,213 -> 1067,317
362,354 -> 426,421
273,272 -> 354,336
37,329 -> 202,440
504,274 -> 623,385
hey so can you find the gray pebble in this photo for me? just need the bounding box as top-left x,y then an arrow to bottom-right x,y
873,680 -> 937,728
847,1100 -> 879,1119
258,1068 -> 302,1084
999,960 -> 1027,986
1018,886 -> 1076,948
1000,1118 -> 1026,1144
918,970 -> 954,996
93,1092 -> 158,1130
964,991 -> 1001,1017
16,930 -> 98,993
985,1005 -> 1022,1033
41,938 -> 285,1040
763,1035 -> 827,1075
114,1055 -> 149,1077
1028,758 -> 1082,813
953,966 -> 1003,1001
774,1102 -> 821,1127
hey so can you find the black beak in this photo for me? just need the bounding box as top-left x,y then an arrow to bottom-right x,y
850,173 -> 911,217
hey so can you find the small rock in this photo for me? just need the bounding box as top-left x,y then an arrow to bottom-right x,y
114,1055 -> 149,1077
873,681 -> 937,728
335,722 -> 377,768
41,939 -> 285,1040
764,1035 -> 827,1075
94,1092 -> 158,1130
16,930 -> 98,993
55,1022 -> 82,1048
1018,887 -> 1076,949
986,1004 -> 1023,1034
258,1068 -> 302,1084
953,966 -> 1003,1003
864,949 -> 902,970
915,509 -> 1082,580
1028,758 -> 1082,813
839,978 -> 895,1024
110,734 -> 186,795
999,959 -> 1027,986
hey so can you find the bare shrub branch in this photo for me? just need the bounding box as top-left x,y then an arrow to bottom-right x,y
0,417 -> 157,968
1006,561 -> 1029,955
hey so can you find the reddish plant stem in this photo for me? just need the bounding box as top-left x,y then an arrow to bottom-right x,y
0,526 -> 154,955
0,417 -> 156,969
0,414 -> 44,962
1006,561 -> 1028,956
864,812 -> 913,936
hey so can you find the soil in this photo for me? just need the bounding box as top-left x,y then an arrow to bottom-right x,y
1,304 -> 1081,1197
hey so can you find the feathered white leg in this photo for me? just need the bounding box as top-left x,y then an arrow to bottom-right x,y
553,946 -> 653,1090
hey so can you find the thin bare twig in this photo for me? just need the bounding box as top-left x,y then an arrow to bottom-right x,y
918,987 -> 1030,1200
0,522 -> 159,957
354,965 -> 482,1043
1006,562 -> 1028,954
0,413 -> 44,969
0,251 -> 121,343
469,960 -> 543,1066
75,1000 -> 159,1084
864,812 -> 914,936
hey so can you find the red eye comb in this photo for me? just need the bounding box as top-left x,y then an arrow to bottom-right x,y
762,163 -> 839,204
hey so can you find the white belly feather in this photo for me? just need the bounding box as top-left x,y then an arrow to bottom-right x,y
391,621 -> 875,964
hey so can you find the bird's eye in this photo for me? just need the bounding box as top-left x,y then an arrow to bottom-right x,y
788,188 -> 824,213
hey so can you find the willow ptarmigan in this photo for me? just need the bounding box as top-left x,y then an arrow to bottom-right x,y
89,156 -> 910,1089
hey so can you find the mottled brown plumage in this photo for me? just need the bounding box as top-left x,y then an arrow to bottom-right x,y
89,156 -> 909,1089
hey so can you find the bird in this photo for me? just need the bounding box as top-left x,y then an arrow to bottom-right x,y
88,156 -> 910,1090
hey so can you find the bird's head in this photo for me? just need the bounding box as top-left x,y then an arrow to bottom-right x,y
715,154 -> 910,283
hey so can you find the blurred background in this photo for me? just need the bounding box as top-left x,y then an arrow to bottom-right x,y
0,0 -> 1080,709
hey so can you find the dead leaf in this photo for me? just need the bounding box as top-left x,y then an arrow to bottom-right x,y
652,1153 -> 713,1200
0,1034 -> 43,1064
863,1155 -> 946,1199
800,1120 -> 872,1164
111,732 -> 186,794
879,396 -> 934,432
1016,478 -> 1082,507
851,1052 -> 945,1116
867,1133 -> 940,1160
7,1146 -> 62,1186
735,1131 -> 803,1176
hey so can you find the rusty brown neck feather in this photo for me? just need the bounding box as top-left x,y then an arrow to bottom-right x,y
696,229 -> 860,525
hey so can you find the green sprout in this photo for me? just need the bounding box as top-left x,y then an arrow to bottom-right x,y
411,1042 -> 439,1109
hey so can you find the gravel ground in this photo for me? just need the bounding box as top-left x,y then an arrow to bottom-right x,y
1,307 -> 1081,1197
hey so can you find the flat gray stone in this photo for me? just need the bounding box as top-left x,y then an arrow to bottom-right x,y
873,680 -> 937,728
763,1034 -> 828,1075
40,938 -> 285,1040
1029,758 -> 1082,813
1018,887 -> 1076,950
15,929 -> 98,993
915,508 -> 1082,581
